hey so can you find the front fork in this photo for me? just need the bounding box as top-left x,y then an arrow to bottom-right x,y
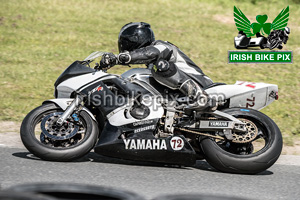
56,95 -> 83,125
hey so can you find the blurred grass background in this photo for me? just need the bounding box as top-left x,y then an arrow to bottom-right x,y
0,0 -> 299,145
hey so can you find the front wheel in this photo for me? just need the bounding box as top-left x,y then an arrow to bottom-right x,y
20,103 -> 99,161
200,108 -> 282,174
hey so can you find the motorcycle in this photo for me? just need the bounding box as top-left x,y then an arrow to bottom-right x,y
234,31 -> 267,49
235,28 -> 290,50
266,29 -> 289,50
21,52 -> 282,174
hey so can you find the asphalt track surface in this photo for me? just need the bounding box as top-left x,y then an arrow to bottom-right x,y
0,146 -> 300,200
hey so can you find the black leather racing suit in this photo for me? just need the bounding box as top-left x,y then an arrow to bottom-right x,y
118,40 -> 213,100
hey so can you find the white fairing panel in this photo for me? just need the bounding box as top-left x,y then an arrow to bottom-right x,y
56,71 -> 115,98
234,36 -> 243,46
107,97 -> 164,126
250,37 -> 263,45
205,81 -> 278,110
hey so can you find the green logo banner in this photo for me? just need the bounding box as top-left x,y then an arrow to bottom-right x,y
228,51 -> 292,63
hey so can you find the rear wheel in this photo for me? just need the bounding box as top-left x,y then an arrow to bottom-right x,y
200,108 -> 282,174
20,103 -> 99,161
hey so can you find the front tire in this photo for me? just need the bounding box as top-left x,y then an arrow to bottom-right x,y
20,103 -> 99,161
200,108 -> 282,174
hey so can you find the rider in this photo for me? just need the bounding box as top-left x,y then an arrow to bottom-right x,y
99,22 -> 216,112
267,27 -> 290,49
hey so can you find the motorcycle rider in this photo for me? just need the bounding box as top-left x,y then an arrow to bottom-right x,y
267,27 -> 290,49
99,22 -> 216,112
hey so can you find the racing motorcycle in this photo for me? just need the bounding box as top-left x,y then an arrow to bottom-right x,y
21,52 -> 282,174
266,28 -> 290,50
234,27 -> 290,50
234,31 -> 267,49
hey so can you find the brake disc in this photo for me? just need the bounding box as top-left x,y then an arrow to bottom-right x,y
231,118 -> 258,143
40,112 -> 79,141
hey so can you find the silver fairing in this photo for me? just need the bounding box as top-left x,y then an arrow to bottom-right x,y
108,68 -> 164,126
121,68 -> 151,79
55,68 -> 165,126
57,67 -> 153,98
55,67 -> 278,127
56,71 -> 115,98
205,81 -> 278,110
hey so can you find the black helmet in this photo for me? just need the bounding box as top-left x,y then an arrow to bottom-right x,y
118,22 -> 155,53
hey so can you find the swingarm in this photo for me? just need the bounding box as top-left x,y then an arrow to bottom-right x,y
178,110 -> 247,141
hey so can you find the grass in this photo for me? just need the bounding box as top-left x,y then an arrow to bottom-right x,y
0,0 -> 299,144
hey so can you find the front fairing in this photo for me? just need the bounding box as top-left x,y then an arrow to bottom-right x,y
54,61 -> 95,87
55,69 -> 112,98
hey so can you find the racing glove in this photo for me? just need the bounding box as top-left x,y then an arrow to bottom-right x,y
99,53 -> 118,70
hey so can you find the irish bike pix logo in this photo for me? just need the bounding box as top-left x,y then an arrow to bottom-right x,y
228,6 -> 293,64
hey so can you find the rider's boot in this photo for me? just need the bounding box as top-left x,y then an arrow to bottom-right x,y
179,79 -> 217,113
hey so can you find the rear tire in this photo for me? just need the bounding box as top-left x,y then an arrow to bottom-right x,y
20,103 -> 99,161
200,108 -> 282,174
